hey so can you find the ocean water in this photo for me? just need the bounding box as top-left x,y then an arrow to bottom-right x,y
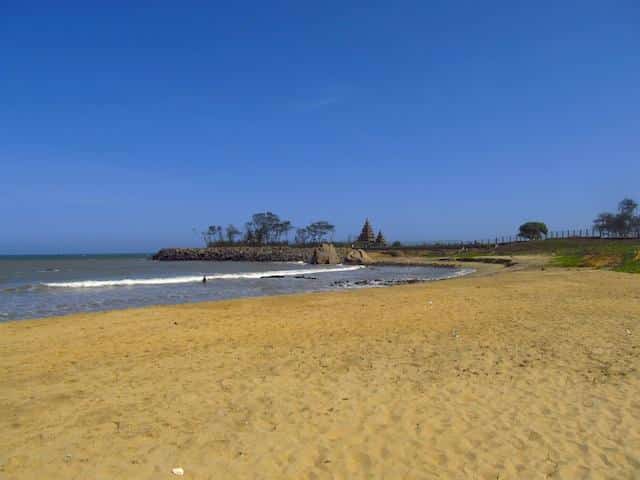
0,254 -> 472,321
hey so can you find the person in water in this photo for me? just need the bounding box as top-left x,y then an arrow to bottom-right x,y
202,276 -> 207,284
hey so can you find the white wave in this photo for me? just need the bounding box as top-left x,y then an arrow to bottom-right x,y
43,265 -> 365,288
441,268 -> 475,279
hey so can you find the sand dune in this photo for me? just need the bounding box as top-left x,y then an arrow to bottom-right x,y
1,268 -> 639,479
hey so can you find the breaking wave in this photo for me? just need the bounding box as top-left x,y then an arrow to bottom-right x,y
43,265 -> 365,288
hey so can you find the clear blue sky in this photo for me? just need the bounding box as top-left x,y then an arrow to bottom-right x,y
2,1 -> 638,254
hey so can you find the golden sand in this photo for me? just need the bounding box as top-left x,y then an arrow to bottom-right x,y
1,266 -> 639,479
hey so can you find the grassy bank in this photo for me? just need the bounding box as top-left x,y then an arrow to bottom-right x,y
540,239 -> 640,272
377,239 -> 640,273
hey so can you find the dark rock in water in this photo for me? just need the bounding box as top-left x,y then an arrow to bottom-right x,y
332,277 -> 426,289
294,276 -> 317,280
260,275 -> 286,279
309,243 -> 340,265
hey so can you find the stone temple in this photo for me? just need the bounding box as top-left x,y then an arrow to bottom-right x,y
356,219 -> 386,247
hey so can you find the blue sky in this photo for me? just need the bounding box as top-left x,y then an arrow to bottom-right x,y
1,1 -> 639,253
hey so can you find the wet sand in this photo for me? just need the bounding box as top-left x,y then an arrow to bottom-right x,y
1,266 -> 639,479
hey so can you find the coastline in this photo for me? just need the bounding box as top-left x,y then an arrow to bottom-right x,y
1,258 -> 476,323
0,254 -> 524,327
2,263 -> 639,478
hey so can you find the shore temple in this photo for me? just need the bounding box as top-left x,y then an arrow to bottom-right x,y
357,219 -> 387,247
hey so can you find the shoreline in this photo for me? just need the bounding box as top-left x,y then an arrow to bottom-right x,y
3,263 -> 637,478
0,255 -> 539,330
3,261 -> 477,324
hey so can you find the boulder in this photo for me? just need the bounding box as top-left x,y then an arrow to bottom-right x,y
344,249 -> 373,265
309,243 -> 340,264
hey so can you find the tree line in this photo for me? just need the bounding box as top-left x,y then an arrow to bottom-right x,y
201,212 -> 335,247
516,197 -> 640,241
593,198 -> 640,237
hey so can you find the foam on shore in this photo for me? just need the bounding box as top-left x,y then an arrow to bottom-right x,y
43,265 -> 366,288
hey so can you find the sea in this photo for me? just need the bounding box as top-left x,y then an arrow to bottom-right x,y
0,254 -> 473,322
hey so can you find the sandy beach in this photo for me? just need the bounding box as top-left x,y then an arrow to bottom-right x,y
1,265 -> 639,479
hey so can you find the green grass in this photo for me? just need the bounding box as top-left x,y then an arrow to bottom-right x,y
615,250 -> 640,273
516,239 -> 640,272
551,254 -> 586,268
543,240 -> 640,272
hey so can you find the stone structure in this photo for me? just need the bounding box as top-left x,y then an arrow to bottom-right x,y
357,219 -> 376,244
153,245 -> 347,263
375,230 -> 387,246
344,249 -> 373,265
356,219 -> 387,248
309,243 -> 340,264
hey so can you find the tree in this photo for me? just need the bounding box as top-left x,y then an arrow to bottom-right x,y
306,221 -> 335,243
593,198 -> 639,237
248,212 -> 294,244
251,212 -> 278,243
225,224 -> 241,243
618,198 -> 638,217
294,228 -> 309,245
273,220 -> 293,243
201,212 -> 335,246
632,215 -> 640,237
202,225 -> 223,246
244,221 -> 256,244
518,222 -> 548,240
617,198 -> 638,236
594,213 -> 617,236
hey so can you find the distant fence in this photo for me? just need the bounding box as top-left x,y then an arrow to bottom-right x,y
204,230 -> 640,251
367,227 -> 640,250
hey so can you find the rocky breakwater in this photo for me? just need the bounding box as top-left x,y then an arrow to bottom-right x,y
153,244 -> 375,265
153,245 -> 353,263
153,246 -> 318,262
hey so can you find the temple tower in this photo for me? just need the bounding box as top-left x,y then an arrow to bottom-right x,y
357,219 -> 376,244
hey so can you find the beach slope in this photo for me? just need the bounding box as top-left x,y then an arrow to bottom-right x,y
1,268 -> 639,479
